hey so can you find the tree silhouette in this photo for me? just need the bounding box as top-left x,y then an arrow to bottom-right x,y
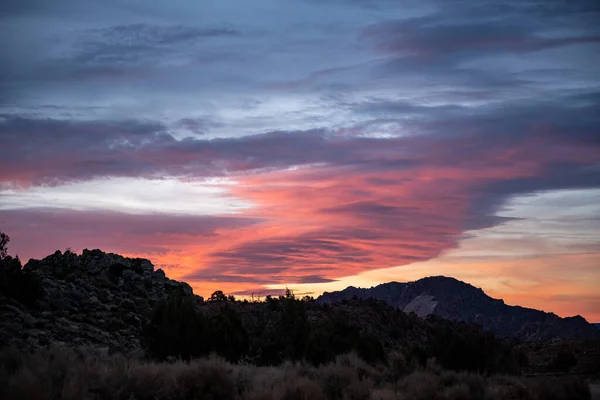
209,290 -> 227,302
0,232 -> 9,260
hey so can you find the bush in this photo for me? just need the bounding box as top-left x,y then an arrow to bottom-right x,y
418,315 -> 524,374
0,346 -> 591,400
144,291 -> 250,363
143,289 -> 211,360
208,304 -> 249,363
547,350 -> 578,373
0,255 -> 44,306
305,316 -> 385,366
0,231 -> 9,260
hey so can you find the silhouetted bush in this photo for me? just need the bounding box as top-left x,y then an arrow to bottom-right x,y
208,290 -> 227,302
143,289 -> 525,375
143,289 -> 211,360
547,350 -> 578,373
0,232 -> 9,260
249,289 -> 310,365
0,345 -> 591,400
0,232 -> 43,306
207,304 -> 248,363
144,290 -> 250,362
416,315 -> 525,374
0,255 -> 44,306
305,315 -> 385,365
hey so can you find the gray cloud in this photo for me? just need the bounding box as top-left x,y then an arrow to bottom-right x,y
67,23 -> 241,68
2,87 -> 599,189
364,18 -> 600,62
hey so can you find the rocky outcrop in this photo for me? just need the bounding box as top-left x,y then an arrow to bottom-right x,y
0,249 -> 199,353
317,276 -> 600,341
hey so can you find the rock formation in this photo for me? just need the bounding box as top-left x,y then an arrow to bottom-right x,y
0,249 -> 199,353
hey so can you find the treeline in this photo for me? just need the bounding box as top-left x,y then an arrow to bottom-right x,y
143,289 -> 526,375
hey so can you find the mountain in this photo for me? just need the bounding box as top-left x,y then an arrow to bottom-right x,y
317,276 -> 599,341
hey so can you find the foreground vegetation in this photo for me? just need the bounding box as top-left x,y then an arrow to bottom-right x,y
143,289 -> 526,375
0,237 -> 594,399
0,345 -> 591,400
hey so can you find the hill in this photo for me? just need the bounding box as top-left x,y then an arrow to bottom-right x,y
1,250 -> 524,374
2,249 -> 598,379
0,249 -> 195,353
317,276 -> 599,341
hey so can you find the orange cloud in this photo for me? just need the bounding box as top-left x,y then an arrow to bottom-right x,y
3,135 -> 599,320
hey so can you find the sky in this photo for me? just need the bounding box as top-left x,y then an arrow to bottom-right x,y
1,0 -> 599,321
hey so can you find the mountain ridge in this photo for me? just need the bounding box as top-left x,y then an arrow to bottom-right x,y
317,276 -> 599,341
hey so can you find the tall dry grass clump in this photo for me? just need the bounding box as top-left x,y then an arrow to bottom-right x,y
0,345 -> 591,400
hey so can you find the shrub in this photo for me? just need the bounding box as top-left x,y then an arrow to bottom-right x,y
0,231 -> 9,260
208,304 -> 249,363
0,255 -> 44,306
547,350 -> 578,373
0,346 -> 592,400
209,290 -> 228,302
305,315 -> 385,366
420,315 -> 523,374
143,289 -> 210,360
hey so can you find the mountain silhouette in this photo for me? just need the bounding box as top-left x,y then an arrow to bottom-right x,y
317,276 -> 599,341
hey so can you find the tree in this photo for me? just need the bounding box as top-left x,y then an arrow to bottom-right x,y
208,304 -> 248,362
284,287 -> 295,300
0,232 -> 43,306
209,290 -> 227,302
143,289 -> 210,360
0,232 -> 9,260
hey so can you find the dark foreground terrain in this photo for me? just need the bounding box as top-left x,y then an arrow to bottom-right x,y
592,384 -> 600,400
0,345 -> 592,400
0,247 -> 596,399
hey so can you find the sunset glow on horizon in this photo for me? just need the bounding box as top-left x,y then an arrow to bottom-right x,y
1,0 -> 599,321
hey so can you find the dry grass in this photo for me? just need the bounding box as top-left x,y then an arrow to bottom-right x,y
0,345 -> 591,400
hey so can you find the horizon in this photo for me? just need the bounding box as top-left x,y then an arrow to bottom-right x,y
1,0 -> 599,321
8,245 -> 599,323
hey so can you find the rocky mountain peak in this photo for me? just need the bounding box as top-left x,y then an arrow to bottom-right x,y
317,276 -> 600,341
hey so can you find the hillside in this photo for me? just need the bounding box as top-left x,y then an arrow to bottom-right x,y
0,249 -> 597,399
317,277 -> 600,341
1,249 -> 524,374
0,250 -> 195,353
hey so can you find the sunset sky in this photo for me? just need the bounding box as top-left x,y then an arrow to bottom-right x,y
1,0 -> 599,321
